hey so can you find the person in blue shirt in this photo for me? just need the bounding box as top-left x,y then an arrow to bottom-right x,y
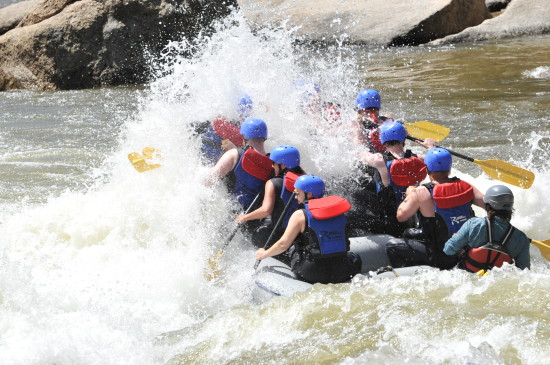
443,185 -> 531,271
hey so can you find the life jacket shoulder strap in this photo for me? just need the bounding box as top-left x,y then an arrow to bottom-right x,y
307,196 -> 351,220
482,218 -> 515,254
423,182 -> 435,190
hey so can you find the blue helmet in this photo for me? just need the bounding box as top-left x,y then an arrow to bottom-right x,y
424,148 -> 452,172
356,89 -> 381,110
270,145 -> 300,169
240,118 -> 267,140
380,122 -> 407,144
294,175 -> 325,199
237,94 -> 253,119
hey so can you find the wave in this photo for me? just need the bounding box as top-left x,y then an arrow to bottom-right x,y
522,65 -> 550,79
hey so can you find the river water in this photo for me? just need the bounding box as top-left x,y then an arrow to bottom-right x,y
0,11 -> 549,365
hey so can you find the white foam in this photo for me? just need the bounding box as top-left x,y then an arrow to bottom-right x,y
522,66 -> 550,79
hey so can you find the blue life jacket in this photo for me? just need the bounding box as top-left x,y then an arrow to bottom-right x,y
301,196 -> 351,259
426,179 -> 475,237
230,147 -> 273,209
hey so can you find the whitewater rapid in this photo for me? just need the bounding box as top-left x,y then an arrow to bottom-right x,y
0,11 -> 549,365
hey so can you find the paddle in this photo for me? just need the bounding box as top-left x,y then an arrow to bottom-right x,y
205,192 -> 263,281
407,136 -> 535,189
404,121 -> 450,143
532,239 -> 550,262
253,192 -> 297,270
128,147 -> 161,172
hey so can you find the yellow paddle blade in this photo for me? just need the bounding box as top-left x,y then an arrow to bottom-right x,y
205,250 -> 223,281
474,159 -> 535,189
532,239 -> 550,262
405,121 -> 450,143
141,147 -> 157,160
128,147 -> 161,173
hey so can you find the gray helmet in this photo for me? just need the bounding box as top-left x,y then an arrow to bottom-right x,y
484,185 -> 514,211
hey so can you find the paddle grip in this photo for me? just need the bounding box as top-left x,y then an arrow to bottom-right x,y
254,192 -> 297,270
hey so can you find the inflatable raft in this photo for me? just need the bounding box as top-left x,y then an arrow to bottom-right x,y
253,234 -> 433,303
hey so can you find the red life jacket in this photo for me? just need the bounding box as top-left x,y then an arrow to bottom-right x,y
284,171 -> 301,192
463,218 -> 514,273
432,180 -> 474,209
279,171 -> 304,228
369,129 -> 385,152
322,103 -> 341,123
212,117 -> 244,147
239,147 -> 273,182
388,156 -> 427,187
307,196 -> 351,219
431,179 -> 475,236
358,111 -> 385,152
231,147 -> 274,208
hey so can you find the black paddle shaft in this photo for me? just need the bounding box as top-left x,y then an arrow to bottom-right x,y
254,192 -> 297,269
221,191 -> 263,251
406,136 -> 475,162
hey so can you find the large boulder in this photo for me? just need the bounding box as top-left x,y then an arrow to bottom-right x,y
0,0 -> 37,35
238,0 -> 490,46
433,0 -> 550,44
17,0 -> 74,27
0,0 -> 236,91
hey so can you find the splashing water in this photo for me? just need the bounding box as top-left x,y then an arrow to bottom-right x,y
522,66 -> 550,80
0,10 -> 549,365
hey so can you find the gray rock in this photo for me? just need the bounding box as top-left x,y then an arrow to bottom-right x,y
238,0 -> 491,46
0,0 -> 37,35
0,0 -> 236,91
17,0 -> 74,27
433,0 -> 550,44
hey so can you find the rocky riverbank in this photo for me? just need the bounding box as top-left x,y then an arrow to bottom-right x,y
0,0 -> 547,91
0,0 -> 236,91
